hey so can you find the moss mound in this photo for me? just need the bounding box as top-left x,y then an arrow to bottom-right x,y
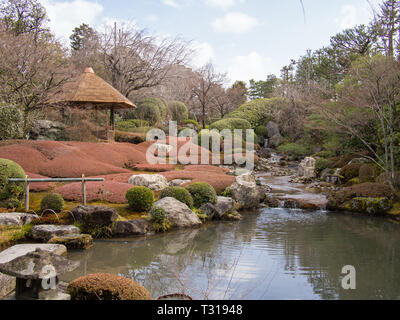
67,273 -> 151,300
186,182 -> 217,208
126,187 -> 154,212
160,186 -> 194,208
339,163 -> 362,182
40,193 -> 64,213
358,164 -> 377,183
0,158 -> 25,209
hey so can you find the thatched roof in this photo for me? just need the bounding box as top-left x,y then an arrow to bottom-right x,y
46,68 -> 136,109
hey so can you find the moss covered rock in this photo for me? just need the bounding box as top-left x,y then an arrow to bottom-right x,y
358,164 -> 377,183
345,197 -> 393,215
67,273 -> 152,300
0,159 -> 25,209
48,234 -> 93,250
339,163 -> 362,182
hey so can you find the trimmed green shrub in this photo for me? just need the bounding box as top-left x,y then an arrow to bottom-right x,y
182,119 -> 201,129
148,206 -> 172,232
40,193 -> 64,213
315,158 -> 332,176
115,131 -> 146,144
126,187 -> 154,212
134,99 -> 161,125
195,129 -> 222,151
186,182 -> 218,208
277,143 -> 310,158
209,118 -> 251,132
0,159 -> 25,209
116,119 -> 149,132
168,101 -> 188,124
160,186 -> 194,208
225,97 -> 287,127
255,126 -> 269,138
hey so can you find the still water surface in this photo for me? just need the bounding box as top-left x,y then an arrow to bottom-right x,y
62,208 -> 400,300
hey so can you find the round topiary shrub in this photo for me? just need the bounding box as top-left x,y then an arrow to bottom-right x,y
160,186 -> 194,208
67,273 -> 152,300
148,206 -> 172,232
186,182 -> 218,208
134,99 -> 161,125
126,187 -> 154,212
168,101 -> 188,124
209,118 -> 251,132
40,193 -> 64,213
0,159 -> 25,209
255,125 -> 269,138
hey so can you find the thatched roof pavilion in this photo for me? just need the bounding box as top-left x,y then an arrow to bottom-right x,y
46,67 -> 136,141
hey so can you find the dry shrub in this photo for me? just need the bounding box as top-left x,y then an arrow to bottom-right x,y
67,273 -> 151,300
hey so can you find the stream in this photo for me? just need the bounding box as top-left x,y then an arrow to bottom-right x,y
61,169 -> 400,300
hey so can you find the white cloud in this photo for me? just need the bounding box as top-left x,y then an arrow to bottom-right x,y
212,12 -> 259,35
334,2 -> 378,30
40,0 -> 104,42
204,0 -> 236,10
189,41 -> 215,68
161,0 -> 180,8
145,14 -> 159,22
227,51 -> 276,83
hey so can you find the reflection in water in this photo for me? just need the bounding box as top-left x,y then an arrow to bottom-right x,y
62,209 -> 400,300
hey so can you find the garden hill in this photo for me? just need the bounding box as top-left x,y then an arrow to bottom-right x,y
0,140 -> 235,203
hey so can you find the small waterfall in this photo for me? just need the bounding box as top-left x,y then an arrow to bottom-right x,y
264,139 -> 269,148
278,199 -> 300,209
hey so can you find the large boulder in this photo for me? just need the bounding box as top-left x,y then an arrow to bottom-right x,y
200,197 -> 242,221
153,197 -> 202,229
298,157 -> 316,179
268,134 -> 283,148
0,213 -> 39,227
0,243 -> 66,299
48,234 -> 93,250
69,206 -> 119,227
169,179 -> 191,187
29,225 -> 80,242
128,174 -> 169,191
230,173 -> 263,209
112,219 -> 153,237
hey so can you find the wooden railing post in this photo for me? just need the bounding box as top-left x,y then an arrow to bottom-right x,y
25,175 -> 30,212
82,174 -> 87,206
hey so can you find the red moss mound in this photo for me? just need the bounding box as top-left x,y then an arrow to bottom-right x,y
161,165 -> 235,193
328,183 -> 394,209
0,140 -> 151,178
56,181 -> 132,203
67,273 -> 151,300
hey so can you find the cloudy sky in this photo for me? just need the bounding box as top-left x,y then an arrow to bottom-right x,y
39,0 -> 381,84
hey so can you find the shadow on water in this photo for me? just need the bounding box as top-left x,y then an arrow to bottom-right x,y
62,208 -> 400,300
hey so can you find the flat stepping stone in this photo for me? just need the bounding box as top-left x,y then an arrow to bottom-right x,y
48,234 -> 93,250
30,225 -> 80,242
0,244 -> 67,299
0,213 -> 39,227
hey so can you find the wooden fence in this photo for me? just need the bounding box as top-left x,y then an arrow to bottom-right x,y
8,175 -> 104,211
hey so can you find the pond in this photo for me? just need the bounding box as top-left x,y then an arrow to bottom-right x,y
62,207 -> 400,300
